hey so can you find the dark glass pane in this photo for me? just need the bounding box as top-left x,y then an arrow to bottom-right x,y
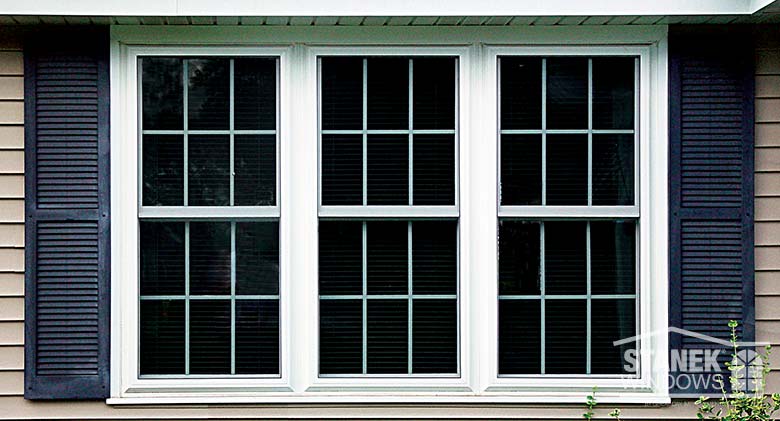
234,57 -> 277,131
188,59 -> 229,130
142,135 -> 183,206
500,57 -> 542,130
367,299 -> 408,374
142,58 -> 183,130
498,300 -> 541,374
188,135 -> 229,206
412,220 -> 457,295
591,221 -> 636,295
367,135 -> 408,205
367,57 -> 408,130
367,221 -> 408,295
189,300 -> 231,374
498,220 -> 540,295
545,221 -> 586,294
321,57 -> 363,130
140,222 -> 185,295
413,57 -> 456,130
189,222 -> 231,295
413,299 -> 457,374
319,221 -> 363,296
592,299 -> 636,374
413,134 -> 455,205
320,299 -> 363,374
235,135 -> 276,206
322,134 -> 362,205
546,134 -> 587,205
140,300 -> 184,375
545,299 -> 586,374
501,134 -> 542,205
236,222 -> 279,295
546,58 -> 588,130
593,134 -> 634,206
593,57 -> 635,130
236,300 -> 280,375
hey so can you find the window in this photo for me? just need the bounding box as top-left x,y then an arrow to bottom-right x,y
317,56 -> 459,376
114,32 -> 669,402
497,56 -> 638,376
138,56 -> 281,376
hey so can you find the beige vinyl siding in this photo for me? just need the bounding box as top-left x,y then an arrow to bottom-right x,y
0,35 -> 23,403
756,29 -> 780,392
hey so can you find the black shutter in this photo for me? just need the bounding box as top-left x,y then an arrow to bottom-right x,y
24,28 -> 111,399
669,26 -> 755,395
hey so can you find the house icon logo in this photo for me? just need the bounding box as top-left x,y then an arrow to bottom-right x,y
614,327 -> 768,397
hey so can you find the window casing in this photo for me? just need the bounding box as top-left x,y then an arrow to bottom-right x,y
112,30 -> 669,403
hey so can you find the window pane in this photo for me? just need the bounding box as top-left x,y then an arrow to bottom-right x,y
545,221 -> 586,295
140,300 -> 184,375
236,222 -> 279,295
412,220 -> 457,295
235,299 -> 279,375
142,135 -> 183,206
367,57 -> 408,130
188,135 -> 230,206
413,57 -> 456,130
546,58 -> 588,130
592,299 -> 636,374
319,221 -> 363,296
593,57 -> 635,130
367,221 -> 408,295
321,134 -> 363,205
500,57 -> 542,130
234,57 -> 276,131
234,135 -> 276,206
142,58 -> 183,130
367,134 -> 408,205
321,57 -> 363,130
593,134 -> 634,206
367,299 -> 408,374
413,134 -> 455,205
591,221 -> 636,295
545,299 -> 586,374
546,134 -> 587,205
498,220 -> 541,295
140,222 -> 184,295
320,299 -> 363,374
501,134 -> 542,205
499,300 -> 541,374
188,58 -> 229,130
189,299 -> 231,374
189,222 -> 231,295
413,299 -> 457,374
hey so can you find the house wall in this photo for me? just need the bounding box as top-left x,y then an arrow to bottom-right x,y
0,24 -> 776,420
755,28 -> 780,389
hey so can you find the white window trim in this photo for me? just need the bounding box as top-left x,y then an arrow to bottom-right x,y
110,25 -> 669,405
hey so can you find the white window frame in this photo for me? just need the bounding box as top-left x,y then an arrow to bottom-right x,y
110,25 -> 669,404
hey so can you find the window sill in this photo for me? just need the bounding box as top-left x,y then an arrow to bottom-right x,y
107,391 -> 671,405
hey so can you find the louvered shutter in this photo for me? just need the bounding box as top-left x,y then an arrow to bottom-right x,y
24,28 -> 111,399
668,27 -> 755,395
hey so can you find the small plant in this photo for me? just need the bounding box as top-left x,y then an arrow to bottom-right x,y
583,387 -> 622,421
695,320 -> 780,421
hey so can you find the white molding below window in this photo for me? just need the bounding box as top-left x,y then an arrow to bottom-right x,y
110,25 -> 669,404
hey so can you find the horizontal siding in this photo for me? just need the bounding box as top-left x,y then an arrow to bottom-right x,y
0,40 -> 23,403
755,36 -> 780,389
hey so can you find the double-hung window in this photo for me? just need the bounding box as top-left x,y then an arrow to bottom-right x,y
317,55 -> 460,376
138,56 -> 281,377
497,55 -> 639,376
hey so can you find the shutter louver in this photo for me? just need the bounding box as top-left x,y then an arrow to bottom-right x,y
24,28 -> 111,399
668,27 -> 755,396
